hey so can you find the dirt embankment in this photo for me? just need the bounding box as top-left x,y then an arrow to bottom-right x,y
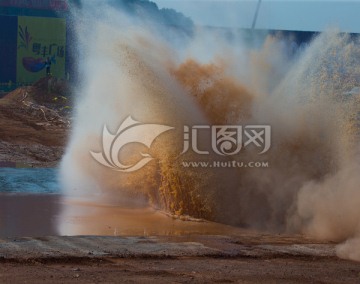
1,235 -> 360,283
0,77 -> 71,167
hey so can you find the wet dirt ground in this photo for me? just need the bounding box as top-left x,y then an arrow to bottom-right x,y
0,193 -> 359,283
0,234 -> 360,283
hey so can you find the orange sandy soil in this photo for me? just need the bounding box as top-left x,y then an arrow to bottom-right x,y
1,80 -> 360,283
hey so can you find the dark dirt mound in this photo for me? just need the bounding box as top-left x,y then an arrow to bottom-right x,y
0,77 -> 72,167
3,77 -> 72,114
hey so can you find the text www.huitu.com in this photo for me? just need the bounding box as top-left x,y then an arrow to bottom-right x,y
181,161 -> 269,168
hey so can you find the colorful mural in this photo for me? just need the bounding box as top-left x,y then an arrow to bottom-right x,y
16,16 -> 66,83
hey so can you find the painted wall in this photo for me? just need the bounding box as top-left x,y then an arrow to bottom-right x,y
17,16 -> 66,83
0,15 -> 17,88
0,1 -> 68,90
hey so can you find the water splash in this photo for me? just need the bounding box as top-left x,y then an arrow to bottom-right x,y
60,2 -> 360,261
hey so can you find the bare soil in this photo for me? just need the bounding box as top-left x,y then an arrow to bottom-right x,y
0,78 -> 69,167
0,233 -> 359,284
1,257 -> 360,284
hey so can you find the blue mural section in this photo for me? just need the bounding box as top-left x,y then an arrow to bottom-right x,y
0,15 -> 17,90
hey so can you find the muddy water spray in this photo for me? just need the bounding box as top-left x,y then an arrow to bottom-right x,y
60,2 -> 360,261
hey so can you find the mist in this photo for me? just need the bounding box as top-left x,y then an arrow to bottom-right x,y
59,0 -> 360,261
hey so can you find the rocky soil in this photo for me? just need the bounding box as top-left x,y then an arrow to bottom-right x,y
0,77 -> 70,167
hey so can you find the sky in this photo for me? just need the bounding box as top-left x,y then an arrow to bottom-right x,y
153,1 -> 360,33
